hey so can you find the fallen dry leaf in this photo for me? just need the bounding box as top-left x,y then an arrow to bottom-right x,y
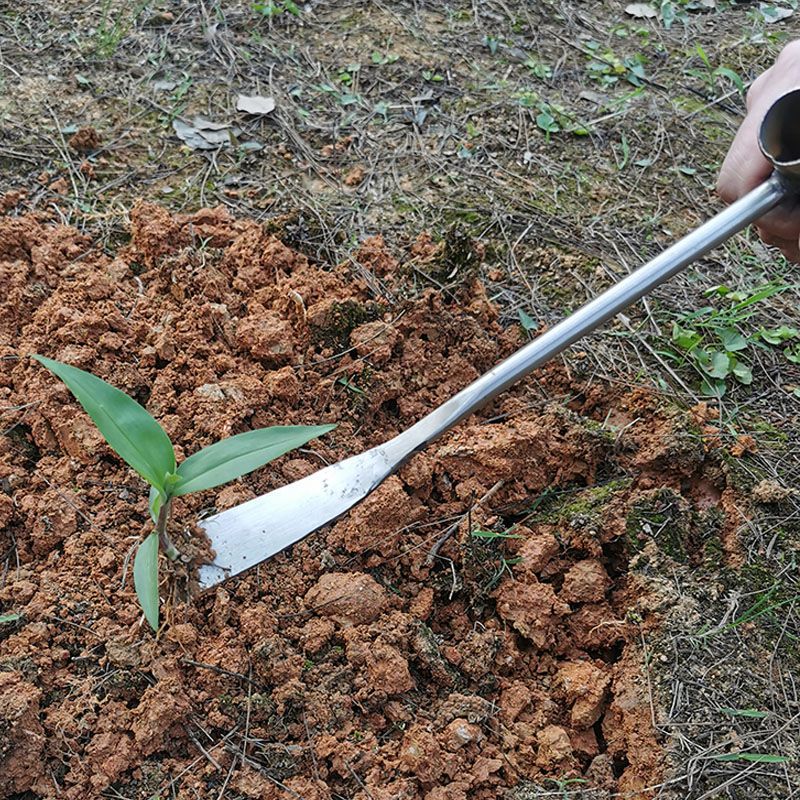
625,2 -> 658,18
759,3 -> 793,23
236,94 -> 276,115
172,117 -> 240,150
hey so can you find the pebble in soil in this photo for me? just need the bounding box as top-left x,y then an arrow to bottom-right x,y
0,202 -> 741,799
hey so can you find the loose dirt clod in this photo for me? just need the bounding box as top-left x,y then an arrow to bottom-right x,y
0,673 -> 46,797
0,207 -> 754,799
67,126 -> 101,154
305,572 -> 389,625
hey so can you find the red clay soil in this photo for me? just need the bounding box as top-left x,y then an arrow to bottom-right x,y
0,203 -> 740,799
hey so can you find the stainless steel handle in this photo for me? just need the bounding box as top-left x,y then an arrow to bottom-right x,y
389,174 -> 789,458
381,87 -> 800,460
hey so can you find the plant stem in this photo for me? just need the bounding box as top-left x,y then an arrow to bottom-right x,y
155,499 -> 180,561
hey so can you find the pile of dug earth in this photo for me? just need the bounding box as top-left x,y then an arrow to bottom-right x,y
1,202 -> 742,799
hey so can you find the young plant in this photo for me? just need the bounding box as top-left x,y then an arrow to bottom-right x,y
685,43 -> 746,98
94,0 -> 150,58
584,41 -> 646,88
34,356 -> 335,631
544,776 -> 589,800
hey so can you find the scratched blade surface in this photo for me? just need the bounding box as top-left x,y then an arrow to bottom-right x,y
196,445 -> 397,589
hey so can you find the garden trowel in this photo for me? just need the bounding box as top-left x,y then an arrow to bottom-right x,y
196,89 -> 800,589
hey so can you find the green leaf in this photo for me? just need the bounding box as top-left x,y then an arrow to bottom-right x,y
732,362 -> 753,385
174,424 -> 336,496
671,322 -> 700,350
536,110 -> 560,133
518,308 -> 537,333
0,612 -> 21,624
660,1 -> 676,29
134,532 -> 159,631
761,325 -> 799,345
148,485 -> 165,524
700,378 -> 726,398
712,753 -> 790,764
718,328 -> 748,352
714,66 -> 745,95
33,356 -> 175,492
785,345 -> 800,365
699,350 -> 731,379
719,707 -> 769,719
471,529 -> 524,539
337,376 -> 366,396
680,305 -> 715,323
730,283 -> 789,314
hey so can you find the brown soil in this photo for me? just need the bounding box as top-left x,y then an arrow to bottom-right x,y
0,204 -> 742,799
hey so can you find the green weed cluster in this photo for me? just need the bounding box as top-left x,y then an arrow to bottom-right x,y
667,282 -> 800,397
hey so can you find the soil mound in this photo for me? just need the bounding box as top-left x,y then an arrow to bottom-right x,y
0,204 -> 739,799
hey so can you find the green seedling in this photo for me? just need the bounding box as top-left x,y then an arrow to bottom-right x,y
518,308 -> 538,335
536,105 -> 561,135
0,612 -> 21,624
615,132 -> 631,170
483,556 -> 522,591
686,44 -> 746,98
337,375 -> 366,396
544,776 -> 589,800
483,34 -> 500,55
337,63 -> 361,85
658,1 -> 723,30
516,94 -> 590,137
469,525 -> 524,591
34,356 -> 335,631
584,41 -> 646,88
94,0 -> 150,58
524,57 -> 553,81
695,582 -> 800,638
317,82 -> 361,107
754,3 -> 796,24
371,51 -> 399,66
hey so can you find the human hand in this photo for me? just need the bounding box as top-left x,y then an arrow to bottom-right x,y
717,41 -> 800,262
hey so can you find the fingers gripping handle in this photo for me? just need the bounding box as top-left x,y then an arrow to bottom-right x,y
759,87 -> 800,185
